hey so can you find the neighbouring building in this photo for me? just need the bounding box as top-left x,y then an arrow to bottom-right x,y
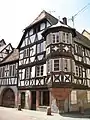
0,39 -> 19,108
82,29 -> 90,40
17,10 -> 90,113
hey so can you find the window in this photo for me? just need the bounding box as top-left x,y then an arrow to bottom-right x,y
40,23 -> 45,30
30,45 -> 36,56
12,65 -> 16,76
66,33 -> 69,43
29,29 -> 33,36
23,48 -> 29,58
75,66 -> 78,76
9,65 -> 16,77
2,67 -> 5,77
25,67 -> 30,79
0,67 -> 1,77
0,67 -> 5,77
87,91 -> 90,102
64,59 -> 68,71
52,33 -> 60,43
36,65 -> 43,76
62,32 -> 65,42
79,67 -> 82,77
37,42 -> 44,53
9,65 -> 12,76
71,91 -> 77,104
47,60 -> 50,73
53,34 -> 55,43
54,59 -> 59,71
62,32 -> 70,43
25,32 -> 28,38
0,67 -> 3,77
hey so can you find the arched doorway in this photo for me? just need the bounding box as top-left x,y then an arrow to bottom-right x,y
2,88 -> 15,108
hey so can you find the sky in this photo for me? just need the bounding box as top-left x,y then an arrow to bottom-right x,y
0,0 -> 90,48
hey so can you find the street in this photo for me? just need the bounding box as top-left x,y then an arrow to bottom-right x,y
0,107 -> 90,120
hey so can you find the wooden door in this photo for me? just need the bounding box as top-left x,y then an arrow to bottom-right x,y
21,92 -> 25,108
31,91 -> 36,110
2,88 -> 15,107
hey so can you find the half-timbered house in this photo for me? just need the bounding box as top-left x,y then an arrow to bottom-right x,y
0,47 -> 19,108
0,39 -> 13,62
17,11 -> 90,113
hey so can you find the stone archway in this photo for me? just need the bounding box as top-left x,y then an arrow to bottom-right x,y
1,88 -> 15,108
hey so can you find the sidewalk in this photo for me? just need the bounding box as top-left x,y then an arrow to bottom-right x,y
0,107 -> 90,120
17,108 -> 62,120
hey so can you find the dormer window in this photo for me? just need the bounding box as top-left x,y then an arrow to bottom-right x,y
40,23 -> 45,30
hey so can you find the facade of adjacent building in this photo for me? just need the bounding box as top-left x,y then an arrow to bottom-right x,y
82,30 -> 90,40
0,10 -> 90,113
0,39 -> 19,108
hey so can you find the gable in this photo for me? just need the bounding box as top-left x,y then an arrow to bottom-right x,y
0,49 -> 19,64
0,39 -> 6,47
18,10 -> 58,49
0,43 -> 13,61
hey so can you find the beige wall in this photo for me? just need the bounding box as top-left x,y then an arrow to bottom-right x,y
82,31 -> 90,40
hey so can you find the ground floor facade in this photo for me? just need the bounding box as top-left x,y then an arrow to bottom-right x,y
17,88 -> 90,113
0,86 -> 90,113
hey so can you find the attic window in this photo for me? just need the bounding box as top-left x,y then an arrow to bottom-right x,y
6,49 -> 9,53
40,23 -> 45,30
29,29 -> 33,36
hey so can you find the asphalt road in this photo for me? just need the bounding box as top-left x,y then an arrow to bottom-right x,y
0,107 -> 90,120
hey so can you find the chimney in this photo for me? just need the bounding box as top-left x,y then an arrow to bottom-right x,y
62,17 -> 67,25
